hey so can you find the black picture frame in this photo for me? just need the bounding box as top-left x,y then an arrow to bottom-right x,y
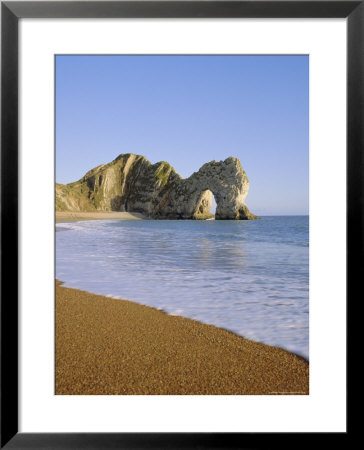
1,1 -> 355,448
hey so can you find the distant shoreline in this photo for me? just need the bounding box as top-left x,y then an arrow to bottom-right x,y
55,280 -> 309,395
56,211 -> 147,223
56,211 -> 309,224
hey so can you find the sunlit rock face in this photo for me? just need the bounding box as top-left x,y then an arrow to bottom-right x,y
56,154 -> 258,220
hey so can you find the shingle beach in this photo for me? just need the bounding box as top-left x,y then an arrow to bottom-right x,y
56,281 -> 309,395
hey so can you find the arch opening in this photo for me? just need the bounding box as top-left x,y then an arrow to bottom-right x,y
193,189 -> 215,220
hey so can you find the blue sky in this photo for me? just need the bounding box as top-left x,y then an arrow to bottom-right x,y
56,55 -> 308,215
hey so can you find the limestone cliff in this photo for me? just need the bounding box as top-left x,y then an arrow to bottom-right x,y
56,153 -> 258,220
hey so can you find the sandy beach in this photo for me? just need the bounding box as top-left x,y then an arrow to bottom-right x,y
56,211 -> 147,223
56,281 -> 309,395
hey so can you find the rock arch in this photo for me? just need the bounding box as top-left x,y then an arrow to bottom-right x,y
154,157 -> 258,220
56,154 -> 258,220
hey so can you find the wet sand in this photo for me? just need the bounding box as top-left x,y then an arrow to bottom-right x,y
56,211 -> 147,223
56,281 -> 309,395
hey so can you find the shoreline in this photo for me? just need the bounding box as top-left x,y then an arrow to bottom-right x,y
56,211 -> 147,223
56,281 -> 309,395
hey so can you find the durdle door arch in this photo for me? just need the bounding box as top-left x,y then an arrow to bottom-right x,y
56,154 -> 259,220
161,157 -> 258,220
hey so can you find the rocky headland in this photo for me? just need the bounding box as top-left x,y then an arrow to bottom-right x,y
56,154 -> 258,220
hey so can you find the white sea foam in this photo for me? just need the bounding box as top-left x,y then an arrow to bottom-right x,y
56,216 -> 309,359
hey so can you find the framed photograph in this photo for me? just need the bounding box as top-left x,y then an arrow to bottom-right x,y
1,1 -> 355,447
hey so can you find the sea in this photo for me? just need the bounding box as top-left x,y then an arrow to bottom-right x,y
56,216 -> 309,359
